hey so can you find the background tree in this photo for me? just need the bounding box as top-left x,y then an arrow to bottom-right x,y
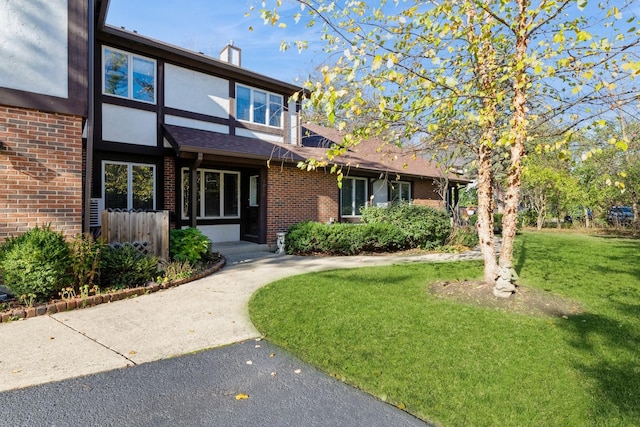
253,0 -> 640,296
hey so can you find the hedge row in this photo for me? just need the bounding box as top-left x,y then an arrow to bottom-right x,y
286,222 -> 407,255
286,203 -> 453,255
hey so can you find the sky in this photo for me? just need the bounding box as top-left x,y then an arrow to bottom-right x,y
106,0 -> 330,84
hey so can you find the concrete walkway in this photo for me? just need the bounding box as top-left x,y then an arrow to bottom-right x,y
0,247 -> 482,393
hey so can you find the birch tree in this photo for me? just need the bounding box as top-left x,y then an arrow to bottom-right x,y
253,0 -> 640,296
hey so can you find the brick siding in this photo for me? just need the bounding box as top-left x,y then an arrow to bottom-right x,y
0,107 -> 83,241
163,156 -> 176,214
266,165 -> 339,244
413,179 -> 445,208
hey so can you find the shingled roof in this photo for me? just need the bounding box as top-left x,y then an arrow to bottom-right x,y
301,123 -> 468,182
164,122 -> 468,183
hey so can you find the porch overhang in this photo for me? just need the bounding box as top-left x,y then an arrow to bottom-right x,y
163,124 -> 308,163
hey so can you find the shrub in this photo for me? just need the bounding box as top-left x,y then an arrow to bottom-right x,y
361,202 -> 451,249
158,260 -> 194,284
170,227 -> 212,264
99,244 -> 159,289
0,225 -> 72,301
285,221 -> 406,255
447,226 -> 479,248
69,233 -> 105,289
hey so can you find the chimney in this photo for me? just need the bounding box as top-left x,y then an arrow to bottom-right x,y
220,41 -> 241,67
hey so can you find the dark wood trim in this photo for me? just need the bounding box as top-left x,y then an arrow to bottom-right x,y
229,81 -> 236,136
100,95 -> 157,112
157,60 -> 165,149
96,28 -> 301,96
259,167 -> 267,244
0,0 -> 88,116
164,107 -> 230,127
95,140 -> 173,156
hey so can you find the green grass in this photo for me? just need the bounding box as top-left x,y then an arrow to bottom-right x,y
249,231 -> 640,427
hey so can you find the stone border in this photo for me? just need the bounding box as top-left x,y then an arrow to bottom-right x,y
0,256 -> 226,323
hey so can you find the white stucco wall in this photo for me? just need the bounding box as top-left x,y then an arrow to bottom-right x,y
0,0 -> 68,97
165,115 -> 229,134
289,100 -> 299,145
165,64 -> 229,118
198,224 -> 240,243
102,104 -> 157,146
235,128 -> 283,143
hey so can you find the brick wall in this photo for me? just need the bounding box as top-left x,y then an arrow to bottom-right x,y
266,165 -> 339,244
413,179 -> 445,208
0,107 -> 83,241
163,156 -> 176,214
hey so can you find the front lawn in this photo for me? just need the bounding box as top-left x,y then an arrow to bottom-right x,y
249,232 -> 640,426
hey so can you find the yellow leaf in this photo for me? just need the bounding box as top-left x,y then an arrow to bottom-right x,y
397,402 -> 406,410
235,393 -> 249,400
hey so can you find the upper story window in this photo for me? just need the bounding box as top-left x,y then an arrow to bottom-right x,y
103,47 -> 156,103
236,84 -> 283,128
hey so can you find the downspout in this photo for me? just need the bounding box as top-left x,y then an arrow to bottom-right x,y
189,153 -> 203,228
83,0 -> 95,233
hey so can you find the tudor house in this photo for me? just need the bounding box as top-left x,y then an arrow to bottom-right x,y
0,0 -> 466,247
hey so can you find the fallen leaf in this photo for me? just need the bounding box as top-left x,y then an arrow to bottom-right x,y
49,337 -> 55,340
255,345 -> 261,349
397,403 -> 406,410
269,352 -> 276,358
235,393 -> 249,400
294,369 -> 301,374
246,360 -> 253,365
11,369 -> 22,374
129,351 -> 137,355
271,371 -> 277,377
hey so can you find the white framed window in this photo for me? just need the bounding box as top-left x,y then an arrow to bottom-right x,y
341,177 -> 368,217
236,84 -> 283,127
249,175 -> 259,207
103,46 -> 156,103
181,168 -> 240,219
103,161 -> 156,210
391,181 -> 411,203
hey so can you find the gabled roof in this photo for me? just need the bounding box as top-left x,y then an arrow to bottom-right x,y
301,123 -> 468,182
165,123 -> 468,183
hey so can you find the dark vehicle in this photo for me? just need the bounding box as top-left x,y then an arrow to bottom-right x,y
607,206 -> 634,225
565,207 -> 593,224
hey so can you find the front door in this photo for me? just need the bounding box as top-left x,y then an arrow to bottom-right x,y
241,171 -> 261,242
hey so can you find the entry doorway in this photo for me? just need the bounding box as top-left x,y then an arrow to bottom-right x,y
241,169 -> 262,242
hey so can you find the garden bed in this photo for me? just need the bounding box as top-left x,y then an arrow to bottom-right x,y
0,254 -> 225,323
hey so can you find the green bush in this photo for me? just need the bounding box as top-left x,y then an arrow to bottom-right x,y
99,244 -> 159,289
447,226 -> 479,248
285,221 -> 406,255
170,227 -> 212,264
0,225 -> 72,301
69,233 -> 105,289
361,202 -> 451,249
